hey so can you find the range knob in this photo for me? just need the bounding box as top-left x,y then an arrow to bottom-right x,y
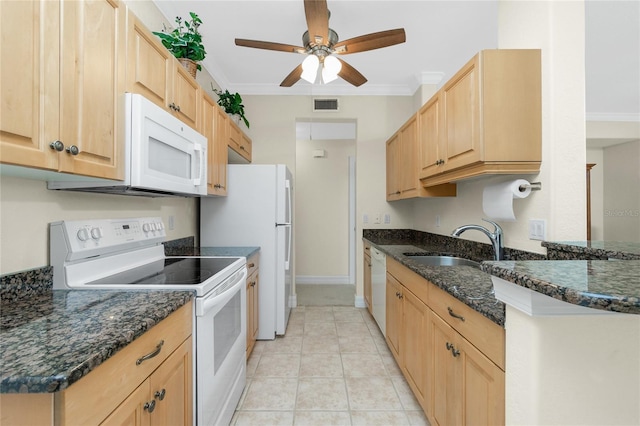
77,228 -> 90,241
142,223 -> 151,232
156,222 -> 164,231
90,227 -> 103,240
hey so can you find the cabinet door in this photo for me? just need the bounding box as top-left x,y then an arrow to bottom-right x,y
363,251 -> 372,313
385,133 -> 400,200
214,106 -> 229,192
172,65 -> 200,131
100,381 -> 151,426
126,11 -> 173,111
240,132 -> 252,162
148,338 -> 193,426
441,55 -> 482,171
401,289 -> 430,412
399,115 -> 419,196
246,269 -> 259,358
202,94 -> 227,196
59,0 -> 125,179
462,337 -> 505,426
419,94 -> 443,178
0,0 -> 59,170
228,119 -> 242,151
385,273 -> 402,362
431,313 -> 463,426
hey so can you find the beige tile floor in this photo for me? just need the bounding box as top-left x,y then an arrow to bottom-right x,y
231,305 -> 430,425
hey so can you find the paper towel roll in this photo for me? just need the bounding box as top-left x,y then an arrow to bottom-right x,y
482,179 -> 532,221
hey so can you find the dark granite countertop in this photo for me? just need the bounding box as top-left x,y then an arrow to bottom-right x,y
165,244 -> 260,259
0,290 -> 194,393
364,239 -> 505,327
543,240 -> 640,260
482,260 -> 640,315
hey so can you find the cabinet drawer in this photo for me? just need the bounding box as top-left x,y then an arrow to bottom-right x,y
246,252 -> 259,277
429,284 -> 504,370
56,301 -> 193,425
387,257 -> 428,304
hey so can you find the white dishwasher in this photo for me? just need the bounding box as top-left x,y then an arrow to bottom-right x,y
370,247 -> 386,334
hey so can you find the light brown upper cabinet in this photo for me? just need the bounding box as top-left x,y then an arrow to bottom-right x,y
419,49 -> 542,186
387,113 -> 456,201
202,93 -> 228,196
227,119 -> 252,163
1,0 -> 125,180
126,10 -> 201,132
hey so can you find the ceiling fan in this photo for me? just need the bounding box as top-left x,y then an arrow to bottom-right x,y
234,0 -> 406,87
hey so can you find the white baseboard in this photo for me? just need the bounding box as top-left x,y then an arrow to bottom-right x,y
289,294 -> 297,308
354,295 -> 366,308
295,275 -> 353,285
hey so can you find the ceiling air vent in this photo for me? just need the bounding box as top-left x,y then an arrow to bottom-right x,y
313,98 -> 339,112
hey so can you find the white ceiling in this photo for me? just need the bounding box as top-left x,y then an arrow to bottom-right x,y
152,0 -> 640,120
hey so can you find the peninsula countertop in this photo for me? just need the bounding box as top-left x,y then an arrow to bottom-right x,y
0,290 -> 193,393
482,260 -> 640,315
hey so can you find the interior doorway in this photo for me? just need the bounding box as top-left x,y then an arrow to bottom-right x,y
294,119 -> 357,287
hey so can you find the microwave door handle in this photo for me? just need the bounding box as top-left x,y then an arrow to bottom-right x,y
193,143 -> 204,186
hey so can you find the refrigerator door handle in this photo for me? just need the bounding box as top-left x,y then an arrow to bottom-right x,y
285,179 -> 291,224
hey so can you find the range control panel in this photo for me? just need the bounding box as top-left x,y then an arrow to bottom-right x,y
50,217 -> 166,261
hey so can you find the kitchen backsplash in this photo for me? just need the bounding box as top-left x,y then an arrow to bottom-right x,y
1,266 -> 53,302
363,229 -> 546,261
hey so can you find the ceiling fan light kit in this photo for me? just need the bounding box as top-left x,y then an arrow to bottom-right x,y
234,0 -> 406,87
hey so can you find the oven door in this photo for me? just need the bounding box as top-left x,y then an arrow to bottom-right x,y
195,266 -> 247,426
128,93 -> 207,196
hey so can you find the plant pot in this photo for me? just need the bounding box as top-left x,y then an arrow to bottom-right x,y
178,58 -> 198,79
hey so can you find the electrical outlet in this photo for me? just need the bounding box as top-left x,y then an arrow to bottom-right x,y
529,219 -> 546,240
374,213 -> 382,224
168,215 -> 175,230
436,215 -> 441,227
363,214 -> 369,224
384,214 -> 391,224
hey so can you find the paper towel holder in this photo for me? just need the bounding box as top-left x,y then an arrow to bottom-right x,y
519,181 -> 542,192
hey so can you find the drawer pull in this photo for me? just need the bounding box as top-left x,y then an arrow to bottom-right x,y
136,340 -> 164,366
144,400 -> 156,413
446,342 -> 460,357
155,388 -> 166,401
447,307 -> 465,322
248,263 -> 255,268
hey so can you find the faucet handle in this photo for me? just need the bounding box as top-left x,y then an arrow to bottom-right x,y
481,218 -> 502,234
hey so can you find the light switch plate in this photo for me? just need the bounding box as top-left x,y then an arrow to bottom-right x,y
529,219 -> 546,240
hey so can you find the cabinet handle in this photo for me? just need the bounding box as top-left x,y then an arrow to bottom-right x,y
248,263 -> 255,268
144,400 -> 156,413
447,307 -> 465,322
446,342 -> 460,357
49,140 -> 64,151
250,281 -> 256,287
65,145 -> 80,156
136,340 -> 164,365
395,191 -> 401,195
214,184 -> 226,189
175,104 -> 181,112
154,388 -> 166,401
168,102 -> 180,112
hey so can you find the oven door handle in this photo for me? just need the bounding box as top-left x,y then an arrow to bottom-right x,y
195,267 -> 247,317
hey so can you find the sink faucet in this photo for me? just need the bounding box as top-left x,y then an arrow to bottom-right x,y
451,219 -> 504,261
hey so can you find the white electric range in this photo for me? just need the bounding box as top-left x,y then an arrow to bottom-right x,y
50,217 -> 247,426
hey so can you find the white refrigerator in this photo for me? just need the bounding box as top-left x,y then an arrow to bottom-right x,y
200,164 -> 293,339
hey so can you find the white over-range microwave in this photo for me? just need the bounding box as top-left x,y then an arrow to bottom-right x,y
48,93 -> 207,197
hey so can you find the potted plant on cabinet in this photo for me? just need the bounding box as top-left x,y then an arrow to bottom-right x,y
213,88 -> 250,128
153,12 -> 206,79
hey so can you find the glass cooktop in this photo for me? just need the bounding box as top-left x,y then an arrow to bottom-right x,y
88,257 -> 241,286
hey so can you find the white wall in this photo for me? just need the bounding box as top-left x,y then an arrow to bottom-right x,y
603,140 -> 640,241
0,0 -> 200,275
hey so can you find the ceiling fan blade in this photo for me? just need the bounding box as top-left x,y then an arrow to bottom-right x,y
333,28 -> 406,54
235,39 -> 306,54
304,0 -> 329,46
337,58 -> 367,87
280,64 -> 304,87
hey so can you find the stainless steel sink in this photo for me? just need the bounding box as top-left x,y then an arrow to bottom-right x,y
404,255 -> 481,269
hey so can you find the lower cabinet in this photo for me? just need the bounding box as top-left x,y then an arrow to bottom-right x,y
363,242 -> 372,314
101,337 -> 193,426
385,257 -> 505,425
246,252 -> 260,359
0,302 -> 194,426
